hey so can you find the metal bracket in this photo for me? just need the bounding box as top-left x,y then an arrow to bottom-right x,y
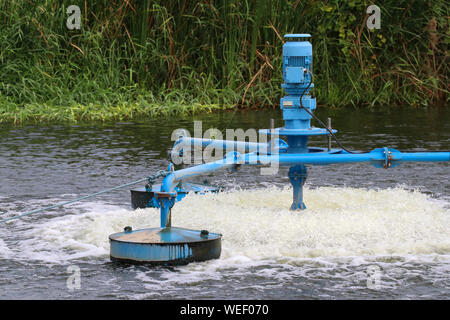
383,147 -> 393,169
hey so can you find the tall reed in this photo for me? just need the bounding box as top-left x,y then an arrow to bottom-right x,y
0,1 -> 448,123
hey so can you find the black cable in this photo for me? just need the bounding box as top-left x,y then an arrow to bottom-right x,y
299,70 -> 369,154
299,71 -> 450,154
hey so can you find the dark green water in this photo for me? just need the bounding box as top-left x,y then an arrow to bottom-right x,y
0,106 -> 449,299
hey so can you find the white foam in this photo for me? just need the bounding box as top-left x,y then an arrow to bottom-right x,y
6,186 -> 450,265
12,202 -> 151,263
174,186 -> 450,260
0,238 -> 13,259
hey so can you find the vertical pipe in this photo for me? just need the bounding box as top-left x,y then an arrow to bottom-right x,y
288,164 -> 307,210
327,117 -> 332,151
270,118 -> 275,153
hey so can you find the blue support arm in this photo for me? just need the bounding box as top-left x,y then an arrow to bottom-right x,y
173,137 -> 265,153
161,151 -> 242,193
241,148 -> 449,167
162,148 -> 449,192
395,152 -> 450,162
171,137 -> 288,157
156,152 -> 242,227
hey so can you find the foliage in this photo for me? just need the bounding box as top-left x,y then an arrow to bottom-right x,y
0,0 -> 448,123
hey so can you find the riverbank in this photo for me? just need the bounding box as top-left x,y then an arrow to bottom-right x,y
0,91 -> 235,124
0,1 -> 448,124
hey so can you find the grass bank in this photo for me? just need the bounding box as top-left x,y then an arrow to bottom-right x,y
0,89 -> 236,124
0,1 -> 448,123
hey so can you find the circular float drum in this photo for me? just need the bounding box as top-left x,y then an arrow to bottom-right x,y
109,226 -> 222,265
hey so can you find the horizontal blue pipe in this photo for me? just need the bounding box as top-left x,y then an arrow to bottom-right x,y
243,153 -> 372,165
160,149 -> 449,192
397,152 -> 450,162
242,151 -> 449,165
161,152 -> 242,192
175,137 -> 266,153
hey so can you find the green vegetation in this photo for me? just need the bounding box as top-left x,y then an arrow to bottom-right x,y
0,1 -> 448,123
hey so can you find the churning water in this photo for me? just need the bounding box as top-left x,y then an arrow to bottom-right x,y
0,107 -> 449,299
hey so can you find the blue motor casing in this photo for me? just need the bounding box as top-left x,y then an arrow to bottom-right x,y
281,34 -> 316,131
281,34 -> 313,95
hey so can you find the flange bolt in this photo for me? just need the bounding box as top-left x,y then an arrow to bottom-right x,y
200,230 -> 209,238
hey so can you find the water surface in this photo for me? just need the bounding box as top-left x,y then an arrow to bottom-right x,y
0,106 -> 449,299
